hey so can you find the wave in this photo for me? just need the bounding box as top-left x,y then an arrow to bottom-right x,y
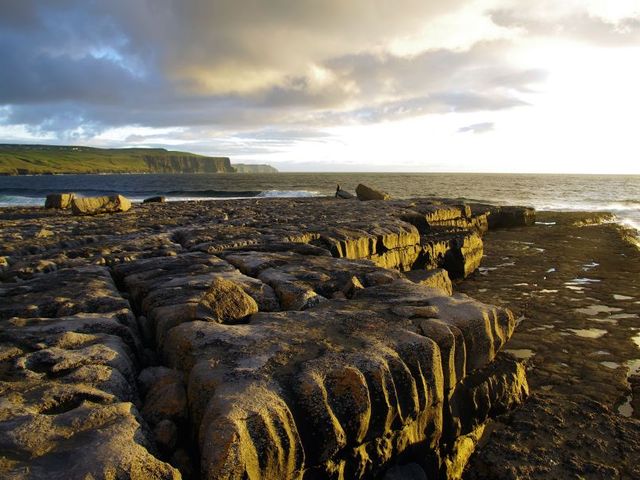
166,189 -> 263,197
532,201 -> 640,213
0,195 -> 44,207
256,190 -> 320,198
0,189 -> 323,207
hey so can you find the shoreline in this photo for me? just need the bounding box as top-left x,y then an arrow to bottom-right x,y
1,197 -> 639,478
2,197 -> 639,246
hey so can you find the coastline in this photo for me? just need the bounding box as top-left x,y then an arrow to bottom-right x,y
1,197 -> 639,478
1,172 -> 639,240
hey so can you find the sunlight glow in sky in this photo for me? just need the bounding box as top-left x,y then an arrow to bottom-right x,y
0,0 -> 639,172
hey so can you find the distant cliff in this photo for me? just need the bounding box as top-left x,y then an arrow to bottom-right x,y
0,144 -> 234,175
231,163 -> 279,173
143,155 -> 232,173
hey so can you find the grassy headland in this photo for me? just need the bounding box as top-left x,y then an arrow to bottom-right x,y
0,144 -> 235,175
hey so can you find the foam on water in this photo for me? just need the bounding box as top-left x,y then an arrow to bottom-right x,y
0,190 -> 322,207
0,195 -> 44,207
256,190 -> 320,198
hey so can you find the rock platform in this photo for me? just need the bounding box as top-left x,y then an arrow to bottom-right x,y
0,197 -> 533,479
457,211 -> 640,479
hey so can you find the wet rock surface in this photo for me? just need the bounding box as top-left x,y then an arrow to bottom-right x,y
457,211 -> 640,479
0,197 -> 534,479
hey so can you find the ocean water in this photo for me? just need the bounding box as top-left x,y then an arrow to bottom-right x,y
1,172 -> 639,234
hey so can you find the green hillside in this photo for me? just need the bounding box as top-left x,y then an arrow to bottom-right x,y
0,144 -> 234,174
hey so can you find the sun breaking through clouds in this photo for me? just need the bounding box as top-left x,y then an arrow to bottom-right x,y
0,0 -> 639,172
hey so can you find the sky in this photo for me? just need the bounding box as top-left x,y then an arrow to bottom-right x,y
0,0 -> 639,173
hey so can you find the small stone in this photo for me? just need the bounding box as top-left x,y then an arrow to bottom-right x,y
143,196 -> 166,203
36,259 -> 56,273
341,275 -> 364,297
140,367 -> 188,424
35,228 -> 54,239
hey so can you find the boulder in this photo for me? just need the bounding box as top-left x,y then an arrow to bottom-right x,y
71,194 -> 132,215
71,195 -> 131,215
44,192 -> 76,209
469,204 -> 536,228
405,268 -> 453,296
336,189 -> 355,199
356,183 -> 391,201
489,205 -> 535,228
144,196 -> 167,203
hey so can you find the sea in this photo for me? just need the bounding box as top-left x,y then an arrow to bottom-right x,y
1,172 -> 639,238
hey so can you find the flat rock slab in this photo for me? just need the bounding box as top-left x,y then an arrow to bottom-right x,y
0,266 -> 132,320
0,197 -> 532,283
0,401 -> 180,480
0,261 -> 180,479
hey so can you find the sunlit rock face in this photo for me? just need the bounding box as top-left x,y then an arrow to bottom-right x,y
0,196 -> 533,479
71,194 -> 132,215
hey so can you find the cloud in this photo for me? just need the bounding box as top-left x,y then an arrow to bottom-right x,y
489,2 -> 640,46
458,122 -> 495,134
0,0 -> 637,159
